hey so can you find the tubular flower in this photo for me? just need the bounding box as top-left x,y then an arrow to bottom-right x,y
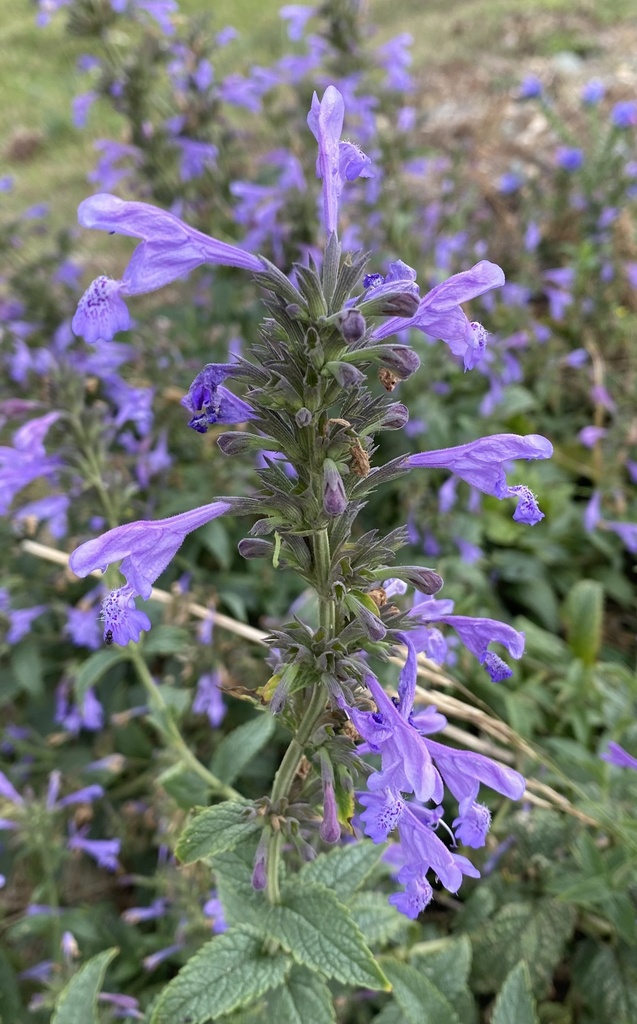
307,85 -> 373,236
407,433 -> 553,524
69,500 -> 233,643
181,363 -> 256,433
372,260 -> 505,368
72,194 -> 263,343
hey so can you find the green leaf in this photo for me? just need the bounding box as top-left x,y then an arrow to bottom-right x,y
564,579 -> 604,665
412,935 -> 471,993
348,891 -> 406,946
573,941 -> 637,1022
0,946 -> 22,1021
211,714 -> 276,786
143,625 -> 190,656
267,965 -> 335,1023
371,1005 -> 406,1024
380,960 -> 461,1024
298,839 -> 383,901
73,648 -> 127,702
150,928 -> 291,1023
157,765 -> 211,810
492,962 -> 539,1024
267,881 -> 389,990
471,899 -> 576,997
11,642 -> 44,697
52,948 -> 118,1024
176,801 -> 261,863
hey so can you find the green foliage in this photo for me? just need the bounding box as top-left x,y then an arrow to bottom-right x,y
52,948 -> 118,1024
491,962 -> 539,1024
150,929 -> 291,1023
176,802 -> 263,863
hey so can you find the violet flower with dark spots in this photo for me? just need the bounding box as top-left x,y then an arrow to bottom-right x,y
72,194 -> 263,343
407,432 -> 553,524
69,500 -> 234,643
181,363 -> 256,433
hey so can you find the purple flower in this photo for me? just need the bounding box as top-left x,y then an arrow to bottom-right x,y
69,500 -> 233,642
72,194 -> 263,343
0,412 -> 62,515
68,826 -> 121,871
601,742 -> 637,771
280,4 -> 316,41
584,490 -> 602,533
581,79 -> 605,104
307,86 -> 373,236
611,101 -> 637,128
555,147 -> 584,172
604,520 -> 637,553
407,433 -> 552,524
373,261 -> 505,370
192,671 -> 226,727
411,597 -> 525,681
72,91 -> 98,129
181,363 -> 255,433
518,75 -> 543,99
6,606 -> 47,644
578,426 -> 607,448
176,139 -> 218,182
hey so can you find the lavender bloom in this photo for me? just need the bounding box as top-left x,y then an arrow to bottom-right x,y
181,363 -> 256,433
307,86 -> 373,237
192,671 -> 226,728
68,826 -> 121,871
581,79 -> 605,104
143,943 -> 185,972
280,4 -> 316,41
611,101 -> 637,128
411,596 -> 525,681
176,139 -> 218,182
407,433 -> 552,524
555,147 -> 584,172
6,606 -> 47,644
518,75 -> 543,99
72,91 -> 98,129
373,261 -> 505,370
604,520 -> 637,554
0,412 -> 62,515
72,194 -> 263,343
601,742 -> 637,771
584,491 -> 602,533
69,500 -> 233,642
578,426 -> 607,448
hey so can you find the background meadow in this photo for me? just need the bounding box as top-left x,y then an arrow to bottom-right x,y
1,1 -> 637,1021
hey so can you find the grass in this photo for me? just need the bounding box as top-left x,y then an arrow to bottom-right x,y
1,0 -> 634,230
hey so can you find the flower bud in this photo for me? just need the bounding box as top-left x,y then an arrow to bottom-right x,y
325,361 -> 367,387
251,835 -> 267,891
380,403 -> 409,430
377,345 -> 420,379
320,779 -> 341,844
295,407 -> 313,427
323,459 -> 348,516
238,538 -> 273,559
393,565 -> 444,595
336,308 -> 366,344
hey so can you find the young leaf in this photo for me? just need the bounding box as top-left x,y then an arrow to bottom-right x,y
267,881 -> 389,990
210,714 -> 276,785
150,928 -> 291,1024
298,839 -> 383,901
564,579 -> 603,665
52,948 -> 118,1024
492,961 -> 539,1024
267,965 -> 335,1023
73,648 -> 126,702
380,960 -> 461,1024
176,801 -> 261,863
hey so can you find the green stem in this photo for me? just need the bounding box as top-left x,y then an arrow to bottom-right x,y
264,528 -> 334,902
127,647 -> 240,801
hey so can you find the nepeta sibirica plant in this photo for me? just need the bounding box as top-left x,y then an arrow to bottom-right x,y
65,85 -> 551,1018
